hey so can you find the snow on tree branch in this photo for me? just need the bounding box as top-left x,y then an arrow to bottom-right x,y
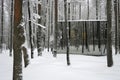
33,13 -> 41,19
30,20 -> 46,29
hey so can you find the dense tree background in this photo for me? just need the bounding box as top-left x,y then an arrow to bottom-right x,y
0,0 -> 120,79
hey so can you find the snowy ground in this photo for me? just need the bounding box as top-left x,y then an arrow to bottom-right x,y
0,48 -> 120,80
0,50 -> 13,80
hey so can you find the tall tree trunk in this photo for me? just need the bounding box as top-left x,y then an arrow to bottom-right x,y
103,23 -> 107,54
96,0 -> 98,19
13,0 -> 23,79
87,0 -> 90,51
28,0 -> 34,58
114,0 -> 119,54
118,0 -> 120,54
62,23 -> 66,49
64,0 -> 70,66
22,0 -> 29,68
37,0 -> 42,56
47,0 -> 50,52
97,21 -> 101,51
10,0 -> 14,56
107,0 -> 113,67
82,22 -> 85,53
92,22 -> 95,51
85,22 -> 89,51
68,3 -> 71,42
79,3 -> 81,19
1,0 -> 4,52
53,0 -> 58,57
87,0 -> 89,19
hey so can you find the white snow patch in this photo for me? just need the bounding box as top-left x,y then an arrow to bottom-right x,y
0,49 -> 120,80
23,49 -> 120,80
33,13 -> 41,19
0,51 -> 13,80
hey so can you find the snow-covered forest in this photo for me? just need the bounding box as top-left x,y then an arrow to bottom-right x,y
0,0 -> 120,80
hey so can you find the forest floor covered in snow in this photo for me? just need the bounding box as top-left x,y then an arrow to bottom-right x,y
0,48 -> 120,80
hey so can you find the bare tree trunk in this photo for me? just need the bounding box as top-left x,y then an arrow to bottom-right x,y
79,3 -> 81,19
64,0 -> 70,66
114,0 -> 119,54
92,22 -> 95,51
97,21 -> 101,51
47,0 -> 50,52
68,3 -> 71,43
85,22 -> 89,51
87,0 -> 89,19
13,0 -> 23,79
28,0 -> 34,58
53,0 -> 58,57
37,0 -> 42,56
118,0 -> 120,54
10,0 -> 14,56
82,22 -> 85,53
107,0 -> 113,67
96,0 -> 98,19
1,0 -> 4,52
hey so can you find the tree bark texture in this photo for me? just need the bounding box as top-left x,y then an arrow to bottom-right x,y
118,0 -> 120,54
37,2 -> 42,56
114,0 -> 119,54
53,0 -> 58,57
13,0 -> 23,79
28,0 -> 34,58
96,0 -> 98,19
1,0 -> 4,51
97,21 -> 101,51
10,0 -> 14,56
107,0 -> 113,67
64,0 -> 70,66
